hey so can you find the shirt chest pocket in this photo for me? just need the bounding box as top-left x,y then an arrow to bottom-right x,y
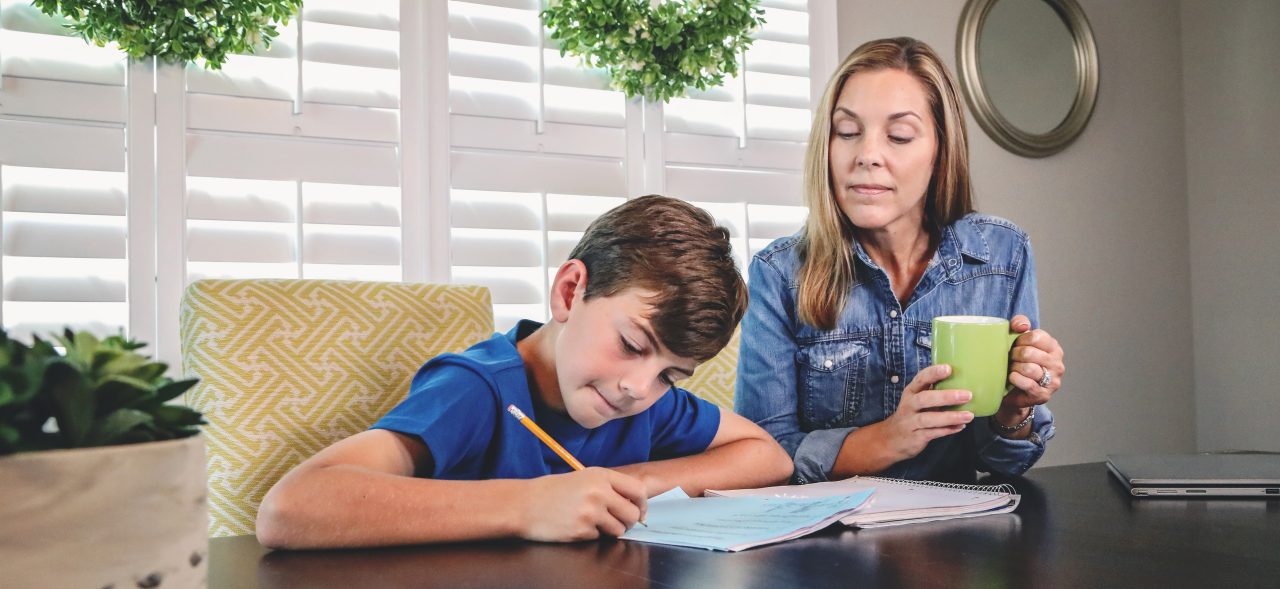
795,338 -> 870,429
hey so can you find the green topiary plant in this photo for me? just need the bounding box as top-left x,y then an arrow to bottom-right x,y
30,0 -> 302,69
542,0 -> 767,102
0,329 -> 203,456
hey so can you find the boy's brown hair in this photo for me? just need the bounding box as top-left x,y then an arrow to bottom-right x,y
566,195 -> 747,362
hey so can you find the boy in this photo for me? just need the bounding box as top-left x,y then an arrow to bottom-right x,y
256,195 -> 793,549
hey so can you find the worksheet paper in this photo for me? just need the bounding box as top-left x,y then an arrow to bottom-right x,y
619,487 -> 874,552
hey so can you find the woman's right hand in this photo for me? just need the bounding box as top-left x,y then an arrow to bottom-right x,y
518,467 -> 648,542
879,364 -> 975,462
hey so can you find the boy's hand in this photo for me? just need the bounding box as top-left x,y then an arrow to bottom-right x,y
519,467 -> 648,542
608,464 -> 674,498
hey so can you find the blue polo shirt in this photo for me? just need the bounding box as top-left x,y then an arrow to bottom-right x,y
372,320 -> 722,480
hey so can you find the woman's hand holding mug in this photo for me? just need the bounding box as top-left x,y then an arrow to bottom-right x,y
1001,314 -> 1065,412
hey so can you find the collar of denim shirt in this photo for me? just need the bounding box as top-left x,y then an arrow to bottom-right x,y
847,215 -> 992,284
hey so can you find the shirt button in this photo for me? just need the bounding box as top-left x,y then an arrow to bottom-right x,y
890,374 -> 900,384
889,310 -> 899,318
824,359 -> 833,369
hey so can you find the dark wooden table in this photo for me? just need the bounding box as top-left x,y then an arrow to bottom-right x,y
209,463 -> 1280,588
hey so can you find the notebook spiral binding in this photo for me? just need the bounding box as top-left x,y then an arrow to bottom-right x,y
860,476 -> 1019,496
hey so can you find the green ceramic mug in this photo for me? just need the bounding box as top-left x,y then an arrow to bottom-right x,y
931,315 -> 1020,417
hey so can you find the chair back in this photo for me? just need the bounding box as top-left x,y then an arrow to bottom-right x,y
677,327 -> 741,410
180,279 -> 494,536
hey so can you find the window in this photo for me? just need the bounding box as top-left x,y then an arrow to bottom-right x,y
181,0 -> 403,285
446,0 -> 637,328
0,0 -> 131,342
662,0 -> 813,269
167,0 -> 404,362
0,0 -> 834,361
446,0 -> 826,331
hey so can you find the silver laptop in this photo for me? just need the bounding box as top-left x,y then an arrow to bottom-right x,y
1106,453 -> 1280,497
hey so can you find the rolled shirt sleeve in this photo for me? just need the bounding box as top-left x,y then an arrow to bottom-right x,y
973,404 -> 1056,475
736,254 -> 848,483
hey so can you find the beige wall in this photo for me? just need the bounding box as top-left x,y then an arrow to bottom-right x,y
836,0 -> 1198,465
1182,0 -> 1280,452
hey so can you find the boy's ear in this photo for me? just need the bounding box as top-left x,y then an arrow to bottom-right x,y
548,259 -> 588,323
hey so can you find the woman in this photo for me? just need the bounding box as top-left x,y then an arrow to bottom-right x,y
736,37 -> 1066,483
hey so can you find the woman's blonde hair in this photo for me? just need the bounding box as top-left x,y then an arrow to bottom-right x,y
797,37 -> 974,330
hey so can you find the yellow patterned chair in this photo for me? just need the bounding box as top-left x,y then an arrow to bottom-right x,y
677,327 -> 741,410
180,279 -> 494,537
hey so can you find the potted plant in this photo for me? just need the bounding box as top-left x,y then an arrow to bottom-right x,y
0,329 -> 206,588
31,0 -> 302,70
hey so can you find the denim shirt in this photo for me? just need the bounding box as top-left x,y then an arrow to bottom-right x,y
735,213 -> 1056,484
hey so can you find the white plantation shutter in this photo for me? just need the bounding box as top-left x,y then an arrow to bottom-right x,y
0,0 -> 133,341
182,0 -> 402,284
665,0 -> 812,142
663,0 -> 814,263
1,0 -> 835,360
150,0 -> 403,365
445,0 -> 833,329
447,0 -> 632,330
1,1 -> 405,358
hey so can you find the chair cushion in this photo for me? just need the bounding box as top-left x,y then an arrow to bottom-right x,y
180,279 -> 493,536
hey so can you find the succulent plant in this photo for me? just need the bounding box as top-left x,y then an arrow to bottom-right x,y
0,329 -> 203,456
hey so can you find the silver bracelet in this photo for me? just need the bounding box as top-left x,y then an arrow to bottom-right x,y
991,408 -> 1034,435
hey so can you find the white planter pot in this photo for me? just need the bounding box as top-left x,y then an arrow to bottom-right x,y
0,435 -> 208,588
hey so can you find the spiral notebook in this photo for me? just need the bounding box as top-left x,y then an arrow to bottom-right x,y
706,476 -> 1019,528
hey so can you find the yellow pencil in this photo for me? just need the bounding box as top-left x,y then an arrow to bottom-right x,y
507,404 -> 586,470
505,404 -> 647,527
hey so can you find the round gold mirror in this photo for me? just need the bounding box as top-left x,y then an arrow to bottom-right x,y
957,0 -> 1099,157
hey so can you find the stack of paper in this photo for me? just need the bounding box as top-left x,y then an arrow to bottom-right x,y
620,487 -> 874,552
708,476 -> 1019,528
